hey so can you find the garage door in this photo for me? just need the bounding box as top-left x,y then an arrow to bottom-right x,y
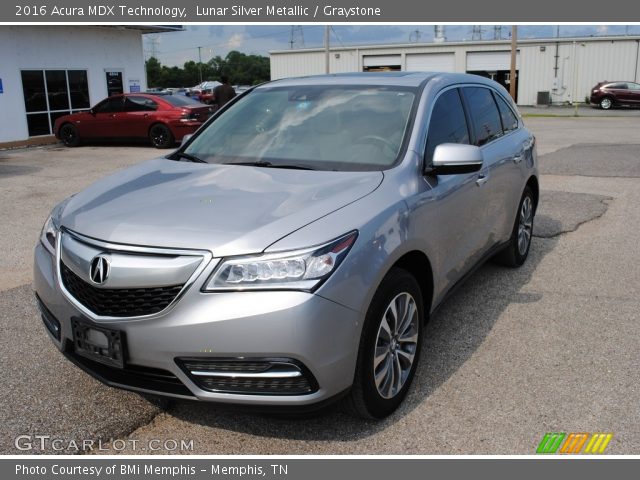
466,51 -> 519,71
363,55 -> 401,68
406,53 -> 455,73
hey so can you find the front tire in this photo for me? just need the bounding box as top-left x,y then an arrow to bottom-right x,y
495,186 -> 535,267
149,124 -> 174,149
59,123 -> 80,147
345,268 -> 423,419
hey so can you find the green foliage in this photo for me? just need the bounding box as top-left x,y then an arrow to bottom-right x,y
145,51 -> 270,88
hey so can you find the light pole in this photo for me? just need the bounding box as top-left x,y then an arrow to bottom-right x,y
197,46 -> 203,83
510,26 -> 517,101
324,25 -> 330,74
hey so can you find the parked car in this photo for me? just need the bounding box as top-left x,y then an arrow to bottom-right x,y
54,93 -> 214,148
186,81 -> 221,98
590,81 -> 640,109
198,88 -> 215,105
145,87 -> 172,95
36,73 -> 538,418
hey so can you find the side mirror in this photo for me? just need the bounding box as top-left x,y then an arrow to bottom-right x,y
89,108 -> 95,115
181,134 -> 193,146
428,144 -> 483,175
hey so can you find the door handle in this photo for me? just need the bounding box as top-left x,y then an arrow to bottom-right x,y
476,173 -> 489,187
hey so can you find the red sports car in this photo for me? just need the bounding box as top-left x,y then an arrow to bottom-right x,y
54,94 -> 214,148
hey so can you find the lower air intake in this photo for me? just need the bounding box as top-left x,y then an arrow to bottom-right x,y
177,358 -> 318,395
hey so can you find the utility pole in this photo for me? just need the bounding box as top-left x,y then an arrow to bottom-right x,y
197,46 -> 203,83
324,25 -> 330,74
510,26 -> 517,101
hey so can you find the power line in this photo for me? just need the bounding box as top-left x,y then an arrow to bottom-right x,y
330,26 -> 345,48
156,26 -> 323,57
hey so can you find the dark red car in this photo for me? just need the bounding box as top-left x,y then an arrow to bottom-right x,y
198,88 -> 215,105
590,81 -> 640,110
54,94 -> 213,148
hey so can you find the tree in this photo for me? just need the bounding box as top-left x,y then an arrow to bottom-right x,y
145,52 -> 270,88
145,57 -> 162,87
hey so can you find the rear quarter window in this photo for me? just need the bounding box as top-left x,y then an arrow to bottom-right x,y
494,93 -> 519,133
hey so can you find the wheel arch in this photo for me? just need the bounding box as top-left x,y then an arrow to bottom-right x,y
389,250 -> 434,320
526,175 -> 539,211
147,121 -> 171,135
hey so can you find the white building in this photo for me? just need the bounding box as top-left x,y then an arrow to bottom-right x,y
271,36 -> 640,106
0,25 -> 179,145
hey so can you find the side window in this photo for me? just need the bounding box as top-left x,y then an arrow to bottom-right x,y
93,97 -> 123,113
494,93 -> 519,133
606,83 -> 628,90
425,88 -> 470,163
124,96 -> 158,112
627,83 -> 640,91
462,87 -> 503,146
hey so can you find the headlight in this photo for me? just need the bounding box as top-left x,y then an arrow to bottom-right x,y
39,196 -> 73,255
203,231 -> 358,292
40,216 -> 57,255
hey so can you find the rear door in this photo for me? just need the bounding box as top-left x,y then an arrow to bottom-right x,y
462,86 -> 533,246
461,86 -> 533,245
121,96 -> 159,138
79,96 -> 124,138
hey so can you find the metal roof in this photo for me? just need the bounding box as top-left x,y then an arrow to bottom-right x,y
270,35 -> 640,55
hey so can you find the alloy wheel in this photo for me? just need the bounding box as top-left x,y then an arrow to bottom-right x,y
150,126 -> 168,147
517,196 -> 533,255
600,98 -> 612,109
373,292 -> 419,399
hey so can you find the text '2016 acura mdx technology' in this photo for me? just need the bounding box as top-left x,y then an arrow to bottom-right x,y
34,73 -> 538,419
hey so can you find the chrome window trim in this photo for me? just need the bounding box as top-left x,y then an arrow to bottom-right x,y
55,228 -> 215,323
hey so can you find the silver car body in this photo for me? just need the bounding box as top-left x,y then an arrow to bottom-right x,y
34,72 -> 538,406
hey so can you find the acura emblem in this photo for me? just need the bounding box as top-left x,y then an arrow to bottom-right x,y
89,254 -> 110,285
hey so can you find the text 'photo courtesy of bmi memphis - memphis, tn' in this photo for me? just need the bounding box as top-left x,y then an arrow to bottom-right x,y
35,71 -> 538,418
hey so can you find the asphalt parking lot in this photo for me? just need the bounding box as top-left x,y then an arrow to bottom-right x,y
1,114 -> 639,454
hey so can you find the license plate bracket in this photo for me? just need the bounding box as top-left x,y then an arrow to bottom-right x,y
71,318 -> 125,369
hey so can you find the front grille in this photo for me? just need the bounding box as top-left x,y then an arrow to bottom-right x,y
177,358 -> 318,396
60,262 -> 183,317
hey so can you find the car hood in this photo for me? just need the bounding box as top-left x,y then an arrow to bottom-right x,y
59,159 -> 383,255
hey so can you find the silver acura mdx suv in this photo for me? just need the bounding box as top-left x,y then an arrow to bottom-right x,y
34,73 -> 538,418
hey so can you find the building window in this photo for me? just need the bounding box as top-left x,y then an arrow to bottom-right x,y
20,69 -> 90,137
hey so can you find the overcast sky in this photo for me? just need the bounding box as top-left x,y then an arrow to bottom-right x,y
145,25 -> 640,66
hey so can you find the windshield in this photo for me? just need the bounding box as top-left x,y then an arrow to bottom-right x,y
184,85 -> 417,171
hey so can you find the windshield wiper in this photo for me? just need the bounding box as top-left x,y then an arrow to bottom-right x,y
173,152 -> 207,163
224,161 -> 316,170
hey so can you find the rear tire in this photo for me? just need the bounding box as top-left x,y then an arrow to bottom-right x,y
494,186 -> 535,267
59,123 -> 80,147
345,268 -> 423,419
149,124 -> 174,149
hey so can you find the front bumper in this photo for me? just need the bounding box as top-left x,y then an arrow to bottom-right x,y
34,241 -> 362,406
